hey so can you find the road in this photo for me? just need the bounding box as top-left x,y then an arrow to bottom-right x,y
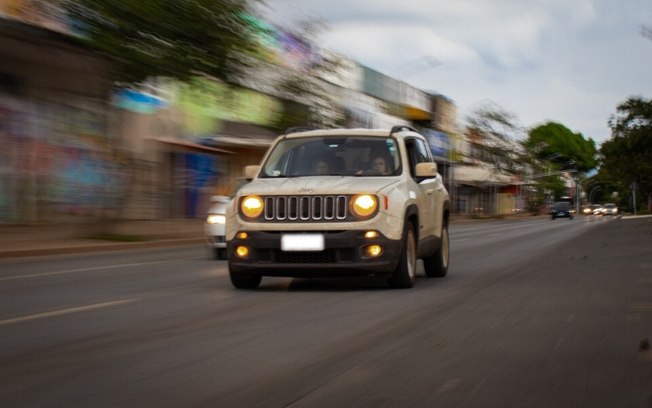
1,216 -> 651,407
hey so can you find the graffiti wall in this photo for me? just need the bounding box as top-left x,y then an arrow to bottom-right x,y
173,78 -> 282,138
173,152 -> 219,218
0,94 -> 124,223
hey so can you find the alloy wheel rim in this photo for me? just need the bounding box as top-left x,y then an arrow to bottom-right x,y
407,231 -> 416,279
442,227 -> 449,268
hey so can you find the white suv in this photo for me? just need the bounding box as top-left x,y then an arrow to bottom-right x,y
225,126 -> 451,289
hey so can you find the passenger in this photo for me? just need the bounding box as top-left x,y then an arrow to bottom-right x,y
371,155 -> 390,175
314,160 -> 331,175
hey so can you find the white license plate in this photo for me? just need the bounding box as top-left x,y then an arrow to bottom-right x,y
281,234 -> 325,251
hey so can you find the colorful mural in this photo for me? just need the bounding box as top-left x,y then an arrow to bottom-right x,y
173,78 -> 282,137
0,95 -> 125,222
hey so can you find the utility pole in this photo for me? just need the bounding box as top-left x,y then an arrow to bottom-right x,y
632,181 -> 637,215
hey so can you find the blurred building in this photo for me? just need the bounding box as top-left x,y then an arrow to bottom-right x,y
453,129 -> 525,215
3,3 -> 534,223
0,16 -> 115,223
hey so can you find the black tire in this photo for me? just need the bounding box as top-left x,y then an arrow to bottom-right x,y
387,222 -> 417,289
423,222 -> 449,278
214,248 -> 227,260
229,270 -> 262,289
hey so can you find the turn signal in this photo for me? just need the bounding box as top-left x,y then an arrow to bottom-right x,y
364,231 -> 379,239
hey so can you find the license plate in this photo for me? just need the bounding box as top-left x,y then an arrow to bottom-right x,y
281,234 -> 325,251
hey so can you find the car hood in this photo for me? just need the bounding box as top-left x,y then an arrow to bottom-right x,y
237,176 -> 399,196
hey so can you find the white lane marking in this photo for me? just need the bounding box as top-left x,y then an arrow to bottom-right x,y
630,303 -> 652,312
0,299 -> 138,327
437,378 -> 462,393
0,257 -> 198,282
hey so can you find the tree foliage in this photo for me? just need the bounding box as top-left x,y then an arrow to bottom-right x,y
601,96 -> 652,211
270,18 -> 345,130
525,122 -> 597,173
465,101 -> 526,173
63,0 -> 262,85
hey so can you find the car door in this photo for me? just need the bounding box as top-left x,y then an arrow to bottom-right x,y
404,137 -> 438,240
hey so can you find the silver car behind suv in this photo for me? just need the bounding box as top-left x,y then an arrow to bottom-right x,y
225,126 -> 451,289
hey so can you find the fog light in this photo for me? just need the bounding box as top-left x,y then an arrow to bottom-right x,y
236,246 -> 250,258
363,244 -> 383,258
364,230 -> 379,239
236,232 -> 248,239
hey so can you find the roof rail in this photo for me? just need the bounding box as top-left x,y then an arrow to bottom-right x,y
390,125 -> 417,136
285,126 -> 318,135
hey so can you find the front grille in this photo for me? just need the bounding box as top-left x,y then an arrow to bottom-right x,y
277,250 -> 337,263
263,195 -> 349,222
253,248 -> 355,264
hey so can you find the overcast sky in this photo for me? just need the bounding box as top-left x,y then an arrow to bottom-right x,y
259,0 -> 652,145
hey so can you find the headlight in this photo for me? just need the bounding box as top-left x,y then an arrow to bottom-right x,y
206,214 -> 226,224
351,194 -> 378,217
241,195 -> 264,218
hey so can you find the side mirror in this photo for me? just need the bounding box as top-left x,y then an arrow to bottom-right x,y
244,165 -> 260,181
415,162 -> 438,178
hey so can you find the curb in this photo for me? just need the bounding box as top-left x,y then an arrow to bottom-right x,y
0,238 -> 205,260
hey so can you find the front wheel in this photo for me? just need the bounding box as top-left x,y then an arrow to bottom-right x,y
387,222 -> 417,289
229,270 -> 262,289
423,223 -> 449,278
214,248 -> 227,260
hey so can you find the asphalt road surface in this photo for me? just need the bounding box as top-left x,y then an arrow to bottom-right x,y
1,216 -> 651,407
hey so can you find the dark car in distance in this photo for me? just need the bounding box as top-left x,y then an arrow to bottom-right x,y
551,202 -> 574,220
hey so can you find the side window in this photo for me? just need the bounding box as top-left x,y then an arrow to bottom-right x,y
405,138 -> 432,178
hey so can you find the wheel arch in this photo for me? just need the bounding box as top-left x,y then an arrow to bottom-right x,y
405,204 -> 419,241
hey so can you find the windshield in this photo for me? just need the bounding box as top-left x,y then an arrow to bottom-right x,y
260,136 -> 401,177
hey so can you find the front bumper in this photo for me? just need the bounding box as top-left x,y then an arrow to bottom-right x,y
227,230 -> 402,277
204,223 -> 226,249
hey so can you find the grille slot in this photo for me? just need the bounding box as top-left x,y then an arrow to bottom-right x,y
263,195 -> 349,222
277,250 -> 337,263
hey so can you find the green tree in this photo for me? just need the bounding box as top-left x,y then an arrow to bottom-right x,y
525,122 -> 597,173
523,122 -> 596,211
63,0 -> 262,85
270,18 -> 345,130
601,97 -> 652,212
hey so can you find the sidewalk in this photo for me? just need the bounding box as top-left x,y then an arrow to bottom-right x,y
0,214 -> 543,259
0,219 -> 206,259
